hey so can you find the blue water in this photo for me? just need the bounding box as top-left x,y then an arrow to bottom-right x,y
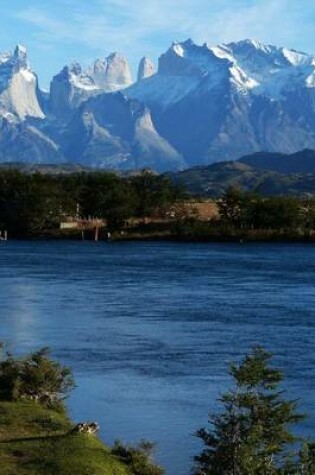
0,241 -> 314,475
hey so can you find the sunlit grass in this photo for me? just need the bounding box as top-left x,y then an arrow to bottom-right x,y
0,401 -> 128,475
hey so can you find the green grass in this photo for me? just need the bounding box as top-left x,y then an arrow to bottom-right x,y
0,401 -> 129,475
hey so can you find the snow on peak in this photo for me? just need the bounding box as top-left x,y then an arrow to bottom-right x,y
128,38 -> 315,114
209,45 -> 234,61
0,53 -> 11,66
282,48 -> 312,66
216,39 -> 315,97
86,52 -> 132,91
228,39 -> 273,54
53,63 -> 95,92
53,51 -> 133,95
159,38 -> 233,80
65,62 -> 96,91
172,43 -> 185,57
50,52 -> 133,120
68,62 -> 83,76
156,38 -> 261,96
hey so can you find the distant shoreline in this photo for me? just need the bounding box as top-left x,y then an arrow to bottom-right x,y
5,227 -> 315,244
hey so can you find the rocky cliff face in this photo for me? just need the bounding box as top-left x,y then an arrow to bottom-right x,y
0,45 -> 44,120
49,53 -> 133,121
61,92 -> 185,171
137,57 -> 156,81
0,45 -> 63,163
98,53 -> 132,90
49,62 -> 98,121
0,117 -> 64,164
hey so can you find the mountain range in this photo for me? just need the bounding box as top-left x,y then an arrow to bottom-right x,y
2,39 -> 315,172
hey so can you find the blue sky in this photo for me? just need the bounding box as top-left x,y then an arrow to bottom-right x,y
3,0 -> 315,88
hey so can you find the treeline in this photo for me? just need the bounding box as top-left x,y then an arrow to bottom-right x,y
174,188 -> 315,241
0,170 -> 182,237
1,170 -> 315,240
218,187 -> 315,231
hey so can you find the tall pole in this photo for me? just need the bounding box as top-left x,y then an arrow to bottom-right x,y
94,226 -> 99,242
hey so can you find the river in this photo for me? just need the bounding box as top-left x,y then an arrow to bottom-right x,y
0,241 -> 314,474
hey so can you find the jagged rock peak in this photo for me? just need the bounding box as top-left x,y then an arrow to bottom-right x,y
137,57 -> 155,81
158,38 -> 231,77
53,61 -> 95,89
49,52 -> 133,120
14,44 -> 27,59
223,38 -> 313,65
105,52 -> 132,87
0,44 -> 29,72
227,38 -> 273,52
67,62 -> 83,75
0,44 -> 44,120
87,52 -> 133,90
13,44 -> 28,70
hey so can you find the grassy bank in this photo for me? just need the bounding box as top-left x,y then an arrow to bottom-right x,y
0,401 -> 129,475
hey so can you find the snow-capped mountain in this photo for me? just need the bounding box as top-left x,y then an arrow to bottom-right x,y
214,39 -> 315,98
0,45 -> 44,121
127,38 -> 315,166
0,45 -> 65,164
1,39 -> 315,171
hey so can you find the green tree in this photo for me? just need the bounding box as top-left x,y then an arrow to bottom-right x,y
194,347 -> 313,475
0,170 -> 74,236
250,197 -> 302,230
131,172 -> 182,218
0,346 -> 74,407
218,187 -> 249,229
79,172 -> 137,230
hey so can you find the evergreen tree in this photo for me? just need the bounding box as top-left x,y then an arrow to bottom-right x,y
194,347 -> 314,475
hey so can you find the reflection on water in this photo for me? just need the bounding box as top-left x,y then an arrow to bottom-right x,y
0,241 -> 314,475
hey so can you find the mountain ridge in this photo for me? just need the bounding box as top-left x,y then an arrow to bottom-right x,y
1,39 -> 315,172
170,149 -> 315,197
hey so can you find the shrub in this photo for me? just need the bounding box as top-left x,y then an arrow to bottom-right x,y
111,439 -> 164,475
0,346 -> 74,407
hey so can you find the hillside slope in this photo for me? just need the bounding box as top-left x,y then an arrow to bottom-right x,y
171,149 -> 315,197
0,401 -> 128,475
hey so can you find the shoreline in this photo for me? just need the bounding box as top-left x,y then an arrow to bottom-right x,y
3,228 -> 315,244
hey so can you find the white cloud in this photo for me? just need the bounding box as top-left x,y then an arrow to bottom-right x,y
14,0 -> 315,68
16,0 -> 315,48
206,0 -> 314,51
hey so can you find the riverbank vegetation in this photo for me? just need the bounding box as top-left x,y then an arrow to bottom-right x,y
0,169 -> 182,237
0,345 -> 163,475
172,187 -> 315,242
0,169 -> 315,241
0,345 -> 314,474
